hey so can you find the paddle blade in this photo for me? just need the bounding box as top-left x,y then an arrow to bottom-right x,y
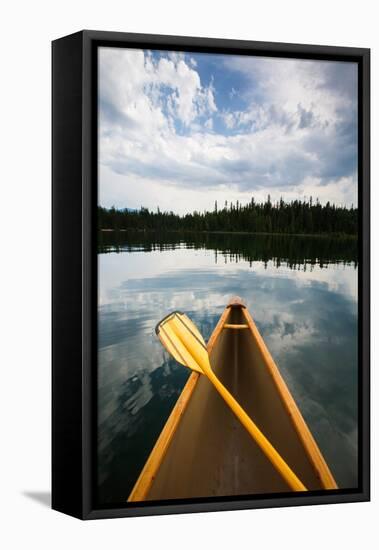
155,312 -> 210,375
157,314 -> 189,367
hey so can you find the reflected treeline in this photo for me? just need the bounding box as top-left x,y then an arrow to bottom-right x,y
98,230 -> 358,269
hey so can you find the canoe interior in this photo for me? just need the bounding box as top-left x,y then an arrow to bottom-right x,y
143,306 -> 326,500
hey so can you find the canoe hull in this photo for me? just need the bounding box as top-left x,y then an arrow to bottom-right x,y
128,299 -> 337,501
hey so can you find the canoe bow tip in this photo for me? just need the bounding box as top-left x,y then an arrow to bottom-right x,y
227,296 -> 246,308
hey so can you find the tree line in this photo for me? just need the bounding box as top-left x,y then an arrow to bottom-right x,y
98,196 -> 358,236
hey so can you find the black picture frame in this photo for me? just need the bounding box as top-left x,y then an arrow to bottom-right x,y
52,30 -> 370,520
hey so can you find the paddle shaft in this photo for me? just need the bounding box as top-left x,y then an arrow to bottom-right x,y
204,365 -> 307,492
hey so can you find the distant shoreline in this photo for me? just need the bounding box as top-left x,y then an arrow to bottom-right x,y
99,228 -> 357,239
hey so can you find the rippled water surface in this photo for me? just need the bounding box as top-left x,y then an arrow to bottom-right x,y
97,231 -> 358,504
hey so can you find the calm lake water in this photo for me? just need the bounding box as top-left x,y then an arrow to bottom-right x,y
97,231 -> 358,505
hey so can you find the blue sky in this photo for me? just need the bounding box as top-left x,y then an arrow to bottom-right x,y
99,47 -> 358,213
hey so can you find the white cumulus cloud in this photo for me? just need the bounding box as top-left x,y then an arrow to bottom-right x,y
99,48 -> 358,212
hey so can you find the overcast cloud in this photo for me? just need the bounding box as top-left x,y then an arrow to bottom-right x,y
99,48 -> 358,213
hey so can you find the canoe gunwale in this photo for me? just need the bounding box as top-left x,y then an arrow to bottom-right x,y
241,307 -> 338,490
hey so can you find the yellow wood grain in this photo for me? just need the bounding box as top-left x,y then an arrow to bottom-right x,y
242,307 -> 338,489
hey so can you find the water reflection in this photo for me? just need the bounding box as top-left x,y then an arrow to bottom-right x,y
97,232 -> 358,504
99,230 -> 357,269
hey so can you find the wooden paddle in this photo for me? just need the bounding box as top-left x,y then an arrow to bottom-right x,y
156,311 -> 307,492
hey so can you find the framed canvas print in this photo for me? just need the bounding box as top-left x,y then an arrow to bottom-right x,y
52,30 -> 370,519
